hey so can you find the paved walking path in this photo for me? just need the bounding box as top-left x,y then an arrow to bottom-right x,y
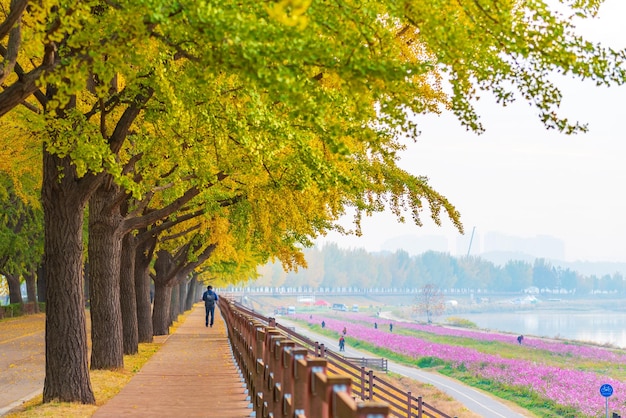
94,304 -> 251,417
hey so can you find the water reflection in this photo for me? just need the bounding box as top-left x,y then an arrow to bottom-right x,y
460,310 -> 626,348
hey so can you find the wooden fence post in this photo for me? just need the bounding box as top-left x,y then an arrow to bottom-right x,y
418,395 -> 423,417
307,358 -> 328,418
274,341 -> 295,417
407,390 -> 412,417
292,349 -> 311,416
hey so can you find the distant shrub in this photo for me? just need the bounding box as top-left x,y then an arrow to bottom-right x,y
416,356 -> 445,368
0,302 -> 44,318
2,303 -> 22,317
445,317 -> 477,328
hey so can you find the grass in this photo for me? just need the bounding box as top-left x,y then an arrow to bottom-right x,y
5,310 -> 190,417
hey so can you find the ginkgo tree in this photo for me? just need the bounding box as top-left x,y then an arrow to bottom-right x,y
1,0 -> 625,406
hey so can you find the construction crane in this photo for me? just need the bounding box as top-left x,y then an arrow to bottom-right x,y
466,226 -> 476,257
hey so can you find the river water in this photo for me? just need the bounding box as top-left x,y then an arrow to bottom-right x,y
458,309 -> 626,348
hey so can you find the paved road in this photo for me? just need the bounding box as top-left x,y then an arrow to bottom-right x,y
278,317 -> 531,418
0,314 -> 45,416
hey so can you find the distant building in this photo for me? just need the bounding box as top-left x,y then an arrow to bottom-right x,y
482,232 -> 565,260
381,234 -> 449,254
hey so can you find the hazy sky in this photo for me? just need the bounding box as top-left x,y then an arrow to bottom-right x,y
317,0 -> 626,263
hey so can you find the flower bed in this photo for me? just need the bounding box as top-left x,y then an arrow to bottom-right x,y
296,314 -> 625,417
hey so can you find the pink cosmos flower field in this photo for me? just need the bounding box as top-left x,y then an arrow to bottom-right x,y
294,314 -> 625,417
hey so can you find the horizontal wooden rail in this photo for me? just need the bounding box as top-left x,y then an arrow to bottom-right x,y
343,357 -> 388,372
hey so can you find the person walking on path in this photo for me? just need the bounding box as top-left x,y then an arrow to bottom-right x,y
202,285 -> 219,327
339,335 -> 345,352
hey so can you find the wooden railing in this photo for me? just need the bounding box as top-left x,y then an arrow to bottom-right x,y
343,357 -> 388,372
219,298 -> 388,418
220,298 -> 456,418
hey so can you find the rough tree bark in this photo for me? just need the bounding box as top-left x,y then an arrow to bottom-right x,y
179,278 -> 188,313
135,233 -> 156,343
25,271 -> 37,306
184,275 -> 198,311
88,182 -> 124,370
152,283 -> 172,335
169,283 -> 179,325
36,263 -> 45,303
120,232 -> 139,355
42,148 -> 98,404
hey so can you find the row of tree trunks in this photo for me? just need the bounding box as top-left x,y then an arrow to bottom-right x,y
152,249 -> 173,336
3,270 -> 41,312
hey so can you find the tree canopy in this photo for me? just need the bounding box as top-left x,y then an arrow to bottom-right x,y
2,0 -> 626,405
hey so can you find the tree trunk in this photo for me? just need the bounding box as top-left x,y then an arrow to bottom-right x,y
184,276 -> 197,311
169,283 -> 179,325
84,261 -> 90,308
152,283 -> 172,335
25,271 -> 37,306
120,233 -> 138,355
88,183 -> 124,370
37,263 -> 46,303
152,249 -> 174,335
179,279 -> 187,314
42,150 -> 95,404
135,234 -> 155,343
195,279 -> 204,301
5,273 -> 23,304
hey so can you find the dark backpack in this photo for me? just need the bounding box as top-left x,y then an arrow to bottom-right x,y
204,292 -> 216,307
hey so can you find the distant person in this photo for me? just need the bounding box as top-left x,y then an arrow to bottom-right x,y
517,335 -> 524,344
321,320 -> 325,328
339,335 -> 345,352
342,326 -> 347,335
202,285 -> 219,327
389,323 -> 393,332
374,322 -> 378,329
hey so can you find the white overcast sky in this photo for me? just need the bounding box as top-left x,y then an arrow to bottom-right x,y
317,0 -> 626,263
